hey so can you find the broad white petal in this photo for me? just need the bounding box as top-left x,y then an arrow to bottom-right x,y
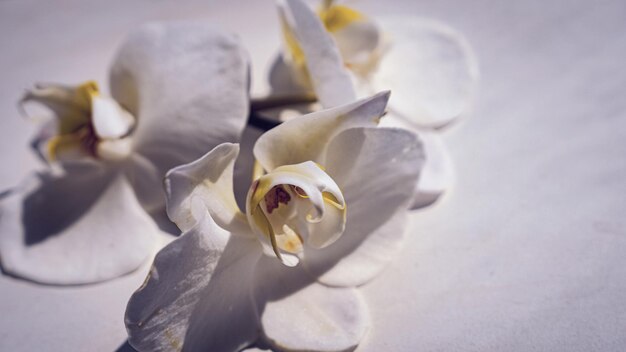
379,115 -> 455,208
91,94 -> 135,139
124,153 -> 164,212
254,91 -> 389,171
110,22 -> 250,180
279,0 -> 356,108
411,130 -> 454,208
126,209 -> 261,352
254,257 -> 369,352
303,127 -> 424,286
372,17 -> 479,128
0,168 -> 158,285
165,143 -> 250,235
306,211 -> 409,288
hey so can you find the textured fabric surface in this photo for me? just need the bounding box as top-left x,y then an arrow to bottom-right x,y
0,0 -> 625,350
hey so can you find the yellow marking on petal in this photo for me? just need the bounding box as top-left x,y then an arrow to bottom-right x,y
319,5 -> 365,33
252,160 -> 266,181
281,13 -> 306,67
255,204 -> 283,261
323,191 -> 346,210
46,134 -> 82,161
277,225 -> 303,254
250,178 -> 274,214
164,329 -> 182,352
57,80 -> 99,135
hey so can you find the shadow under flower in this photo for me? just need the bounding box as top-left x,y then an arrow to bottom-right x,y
21,165 -> 113,246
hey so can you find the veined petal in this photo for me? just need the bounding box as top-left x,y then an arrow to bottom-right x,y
372,17 -> 479,128
126,208 -> 261,352
0,169 -> 158,285
278,0 -> 356,108
165,143 -> 249,235
110,23 -> 250,182
91,94 -> 135,139
254,91 -> 389,171
253,257 -> 369,352
380,115 -> 455,208
303,127 -> 424,286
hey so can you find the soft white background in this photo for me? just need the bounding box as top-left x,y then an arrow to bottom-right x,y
1,0 -> 625,351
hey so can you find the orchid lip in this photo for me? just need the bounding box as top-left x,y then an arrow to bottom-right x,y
21,80 -> 137,163
245,161 -> 347,266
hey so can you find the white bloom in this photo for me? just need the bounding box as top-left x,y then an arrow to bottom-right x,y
272,0 -> 470,209
275,0 -> 479,128
125,92 -> 425,351
0,23 -> 250,285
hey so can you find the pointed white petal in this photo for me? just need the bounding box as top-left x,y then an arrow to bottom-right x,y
110,22 -> 250,180
372,17 -> 479,128
303,127 -> 424,286
91,94 -> 135,139
279,0 -> 356,108
126,209 -> 261,352
379,115 -> 455,208
0,169 -> 158,285
254,258 -> 369,352
165,143 -> 250,235
254,91 -> 389,171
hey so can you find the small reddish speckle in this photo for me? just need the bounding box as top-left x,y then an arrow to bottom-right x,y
265,186 -> 291,214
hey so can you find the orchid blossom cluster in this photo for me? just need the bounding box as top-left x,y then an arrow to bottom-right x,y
0,0 -> 477,350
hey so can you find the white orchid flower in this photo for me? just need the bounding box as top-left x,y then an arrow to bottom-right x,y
125,91 -> 425,352
275,0 -> 479,128
0,23 -> 250,285
270,0 -> 463,209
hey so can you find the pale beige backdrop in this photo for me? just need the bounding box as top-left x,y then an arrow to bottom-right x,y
1,0 -> 625,351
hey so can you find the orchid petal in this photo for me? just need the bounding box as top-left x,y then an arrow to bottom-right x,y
126,207 -> 261,352
91,94 -> 135,139
254,257 -> 369,352
411,130 -> 454,208
278,0 -> 356,108
321,5 -> 385,78
379,115 -> 455,208
371,17 -> 479,128
0,168 -> 158,285
19,82 -> 95,134
110,22 -> 250,181
123,153 -> 164,213
303,127 -> 424,286
254,91 -> 389,171
165,143 -> 250,235
262,284 -> 368,352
